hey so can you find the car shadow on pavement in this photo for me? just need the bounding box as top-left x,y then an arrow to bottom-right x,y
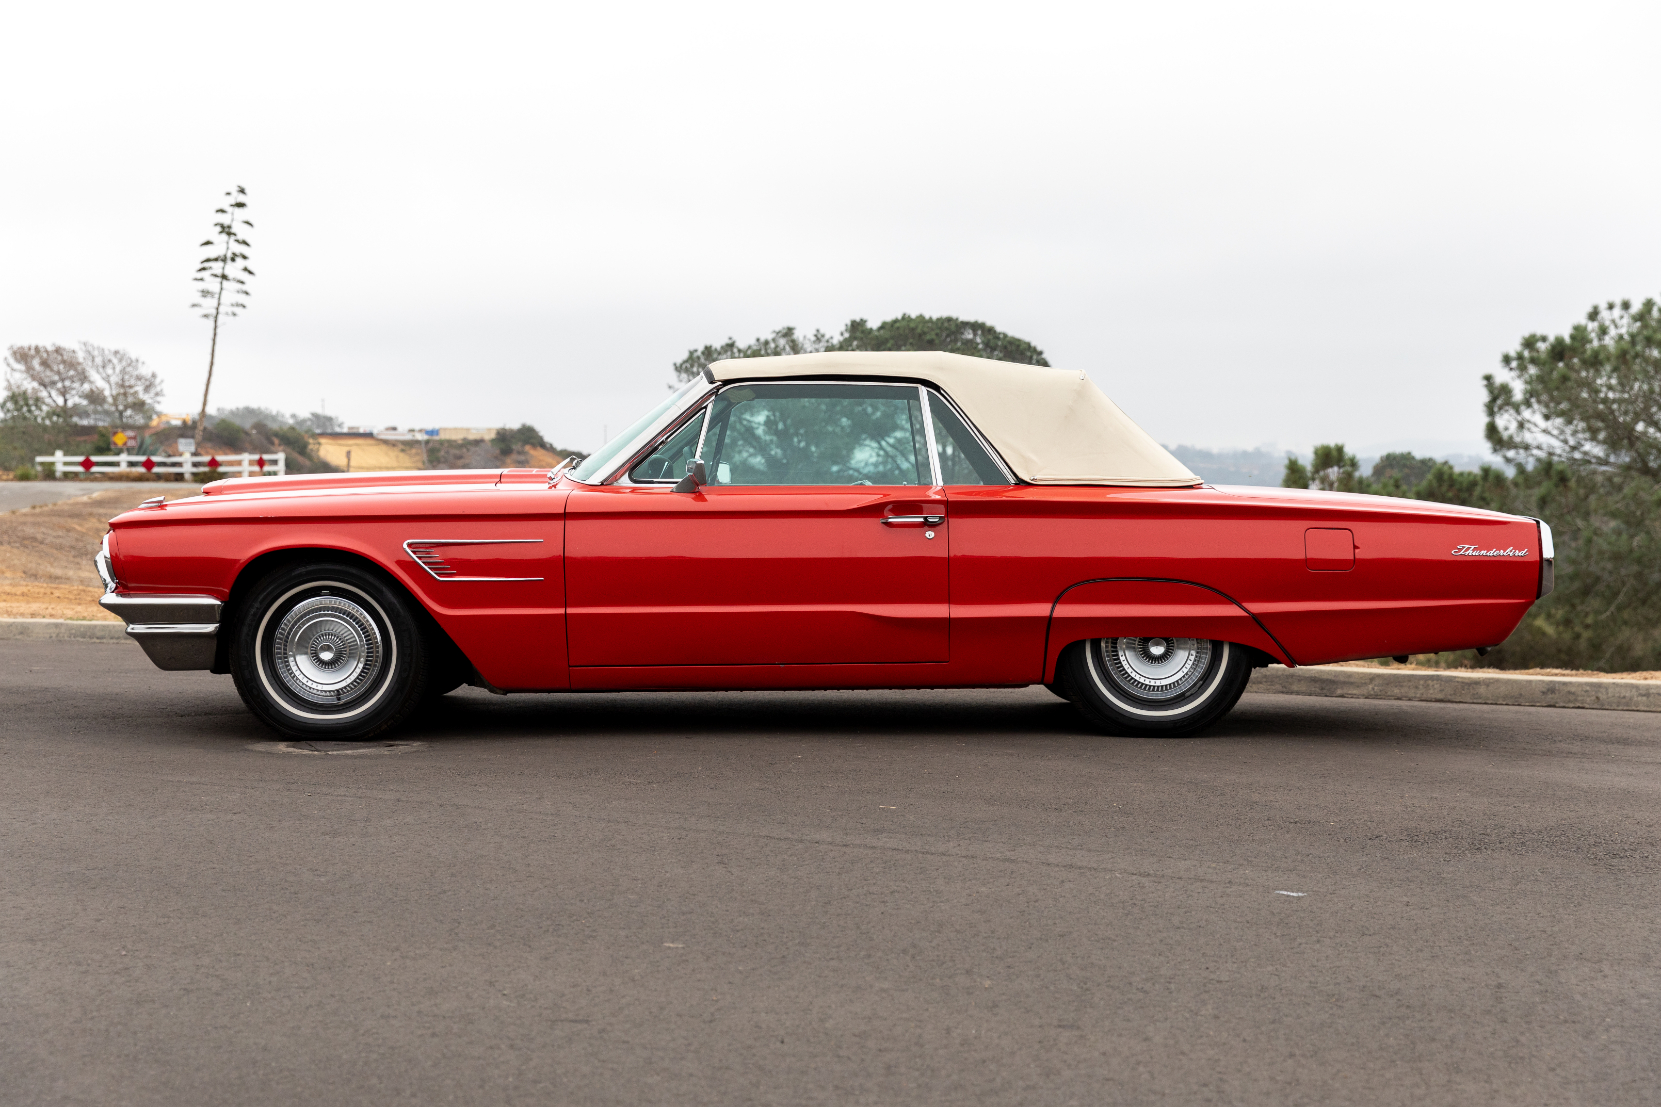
387,686 -> 1430,748
404,686 -> 1092,744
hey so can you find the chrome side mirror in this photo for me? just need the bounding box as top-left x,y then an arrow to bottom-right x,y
673,457 -> 708,494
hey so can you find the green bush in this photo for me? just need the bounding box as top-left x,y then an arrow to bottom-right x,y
213,418 -> 247,450
492,424 -> 551,453
13,465 -> 37,481
271,425 -> 312,458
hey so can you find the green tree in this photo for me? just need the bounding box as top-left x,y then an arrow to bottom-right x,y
1485,297 -> 1660,477
212,418 -> 248,450
830,315 -> 1049,365
671,315 -> 1047,384
1370,451 -> 1437,489
1280,456 -> 1310,488
492,424 -> 552,453
0,382 -> 56,471
81,344 -> 163,428
191,186 -> 255,438
1307,443 -> 1364,492
672,326 -> 833,384
4,344 -> 89,425
270,425 -> 314,459
1411,461 -> 1513,510
2,345 -> 86,469
1480,296 -> 1661,671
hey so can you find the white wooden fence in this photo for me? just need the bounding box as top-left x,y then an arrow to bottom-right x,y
35,450 -> 287,479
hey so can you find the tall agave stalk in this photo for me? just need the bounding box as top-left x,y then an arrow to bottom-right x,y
191,186 -> 254,439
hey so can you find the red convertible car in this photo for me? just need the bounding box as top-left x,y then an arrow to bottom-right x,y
95,352 -> 1553,739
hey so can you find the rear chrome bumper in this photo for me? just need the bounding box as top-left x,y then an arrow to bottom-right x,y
1529,517 -> 1556,599
99,593 -> 223,671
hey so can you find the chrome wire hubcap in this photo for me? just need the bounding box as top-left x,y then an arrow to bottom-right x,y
272,594 -> 384,705
1097,637 -> 1211,700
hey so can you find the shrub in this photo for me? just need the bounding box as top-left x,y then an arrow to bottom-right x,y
492,424 -> 551,453
271,425 -> 312,458
213,418 -> 247,450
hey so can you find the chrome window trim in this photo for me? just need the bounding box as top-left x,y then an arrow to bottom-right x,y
596,375 -> 1018,488
567,380 -> 717,487
688,379 -> 939,489
613,399 -> 716,486
917,386 -> 944,488
919,384 -> 1017,485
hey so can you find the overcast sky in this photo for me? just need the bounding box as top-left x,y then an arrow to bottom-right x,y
3,1 -> 1657,456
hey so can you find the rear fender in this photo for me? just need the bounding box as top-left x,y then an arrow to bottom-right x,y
1042,578 -> 1295,683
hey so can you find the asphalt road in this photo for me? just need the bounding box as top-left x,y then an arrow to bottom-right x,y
0,482 -> 167,513
2,641 -> 1656,1107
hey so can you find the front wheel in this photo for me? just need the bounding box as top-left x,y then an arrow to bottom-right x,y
1059,637 -> 1251,737
231,562 -> 432,740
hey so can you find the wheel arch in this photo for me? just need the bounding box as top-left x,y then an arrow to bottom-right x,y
1041,577 -> 1296,684
212,545 -> 469,677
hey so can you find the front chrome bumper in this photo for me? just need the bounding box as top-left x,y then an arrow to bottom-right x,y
98,592 -> 223,671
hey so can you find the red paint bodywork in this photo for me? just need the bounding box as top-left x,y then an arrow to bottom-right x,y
104,468 -> 1545,691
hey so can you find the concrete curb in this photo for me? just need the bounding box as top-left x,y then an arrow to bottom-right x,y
1250,665 -> 1661,713
0,618 -> 128,641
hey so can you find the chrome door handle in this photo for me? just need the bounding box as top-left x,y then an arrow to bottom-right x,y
883,515 -> 945,526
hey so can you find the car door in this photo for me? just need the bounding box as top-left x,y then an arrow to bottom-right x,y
565,381 -> 949,667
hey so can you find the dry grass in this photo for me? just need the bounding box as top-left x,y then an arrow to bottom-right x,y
313,436 -> 564,472
0,488 -> 194,620
314,436 -> 425,471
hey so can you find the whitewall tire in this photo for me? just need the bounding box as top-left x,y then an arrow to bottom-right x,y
1059,637 -> 1252,737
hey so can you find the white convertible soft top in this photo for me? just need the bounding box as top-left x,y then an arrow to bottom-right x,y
707,350 -> 1200,487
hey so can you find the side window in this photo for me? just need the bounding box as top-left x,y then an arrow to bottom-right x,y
702,383 -> 930,486
928,393 -> 1010,485
629,409 -> 706,482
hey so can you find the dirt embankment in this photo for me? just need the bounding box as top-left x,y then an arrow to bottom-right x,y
0,488 -> 195,620
314,436 -> 566,472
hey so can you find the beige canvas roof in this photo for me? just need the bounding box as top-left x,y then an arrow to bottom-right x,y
707,350 -> 1201,487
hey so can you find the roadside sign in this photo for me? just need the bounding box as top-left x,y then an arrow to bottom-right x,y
111,431 -> 130,447
177,438 -> 195,454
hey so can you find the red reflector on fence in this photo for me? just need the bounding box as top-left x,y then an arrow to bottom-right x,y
142,456 -> 155,472
80,456 -> 94,471
257,456 -> 266,470
206,456 -> 219,470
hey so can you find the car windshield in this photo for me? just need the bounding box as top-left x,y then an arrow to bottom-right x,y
570,380 -> 709,483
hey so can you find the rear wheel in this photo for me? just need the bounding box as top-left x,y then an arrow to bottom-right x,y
231,562 -> 431,740
1059,636 -> 1251,737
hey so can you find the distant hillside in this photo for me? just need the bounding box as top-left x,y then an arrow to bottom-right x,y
1166,445 -> 1286,486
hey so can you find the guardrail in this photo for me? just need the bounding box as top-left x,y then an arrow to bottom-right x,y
35,450 -> 286,479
